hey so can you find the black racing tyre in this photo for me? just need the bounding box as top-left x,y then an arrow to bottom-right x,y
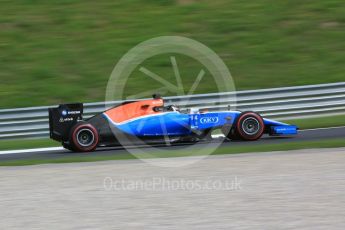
69,122 -> 99,152
234,112 -> 265,141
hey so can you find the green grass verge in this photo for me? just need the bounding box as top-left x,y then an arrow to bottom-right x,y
1,1 -> 345,108
0,138 -> 59,151
284,114 -> 345,129
1,138 -> 344,166
0,114 -> 344,151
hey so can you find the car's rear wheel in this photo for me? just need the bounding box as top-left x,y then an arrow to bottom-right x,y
69,122 -> 99,152
235,112 -> 264,141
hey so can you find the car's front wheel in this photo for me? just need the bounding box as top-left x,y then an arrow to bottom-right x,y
223,112 -> 264,141
69,122 -> 99,152
235,112 -> 265,141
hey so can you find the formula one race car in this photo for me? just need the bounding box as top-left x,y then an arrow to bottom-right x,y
49,95 -> 298,152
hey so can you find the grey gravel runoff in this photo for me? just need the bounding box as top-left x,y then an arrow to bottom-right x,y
0,148 -> 345,229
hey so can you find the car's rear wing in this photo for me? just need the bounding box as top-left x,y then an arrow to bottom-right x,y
48,103 -> 83,142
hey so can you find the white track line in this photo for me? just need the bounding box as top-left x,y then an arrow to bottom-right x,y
300,126 -> 345,132
0,134 -> 224,155
1,126 -> 344,155
0,147 -> 64,155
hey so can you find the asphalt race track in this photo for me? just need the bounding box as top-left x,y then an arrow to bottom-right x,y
0,126 -> 344,162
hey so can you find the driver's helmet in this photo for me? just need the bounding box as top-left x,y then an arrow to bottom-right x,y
168,105 -> 180,112
189,108 -> 199,114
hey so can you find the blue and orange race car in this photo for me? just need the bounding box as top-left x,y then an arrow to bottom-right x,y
49,95 -> 298,152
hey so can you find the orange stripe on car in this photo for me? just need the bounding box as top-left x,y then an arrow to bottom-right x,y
104,99 -> 163,123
